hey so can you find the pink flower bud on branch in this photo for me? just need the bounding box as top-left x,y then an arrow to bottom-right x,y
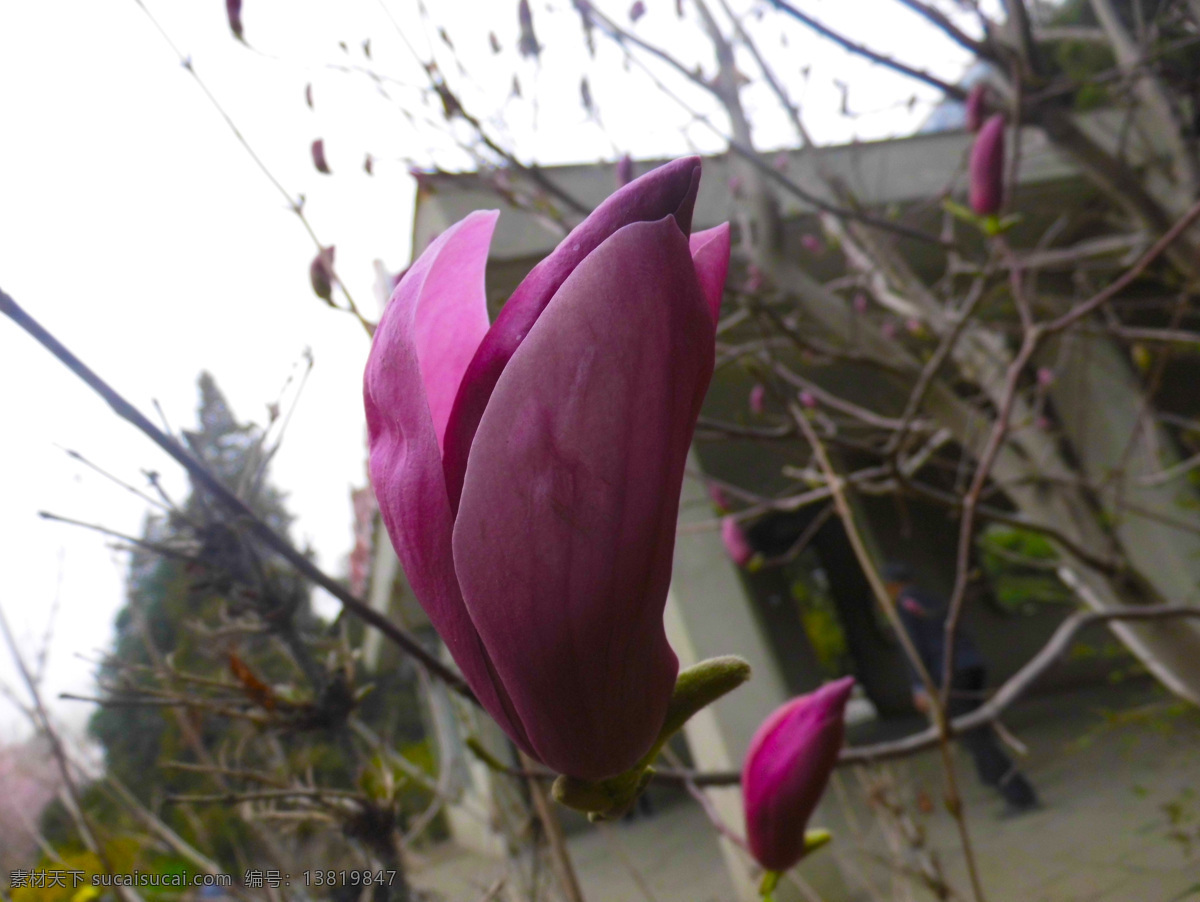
969,114 -> 1006,217
743,678 -> 854,873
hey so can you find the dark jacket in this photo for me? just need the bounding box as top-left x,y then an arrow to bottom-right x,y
895,586 -> 985,688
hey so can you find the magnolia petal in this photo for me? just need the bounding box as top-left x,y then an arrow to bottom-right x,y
409,210 -> 497,450
452,217 -> 714,780
441,157 -> 703,514
689,223 -> 731,324
365,213 -> 531,752
743,677 -> 854,872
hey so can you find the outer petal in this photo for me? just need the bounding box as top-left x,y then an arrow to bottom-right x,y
441,157 -> 703,514
364,211 -> 531,752
452,216 -> 714,780
742,677 -> 854,872
689,223 -> 731,324
408,211 -> 497,450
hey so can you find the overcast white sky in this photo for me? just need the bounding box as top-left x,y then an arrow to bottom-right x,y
0,0 -> 986,742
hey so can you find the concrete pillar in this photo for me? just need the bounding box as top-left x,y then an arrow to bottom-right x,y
665,454 -> 858,901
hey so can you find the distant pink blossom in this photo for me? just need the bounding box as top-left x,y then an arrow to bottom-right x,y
310,246 -> 336,302
721,516 -> 755,567
518,0 -> 541,59
743,264 -> 764,293
311,138 -> 331,174
226,0 -> 244,41
708,483 -> 731,513
750,383 -> 766,414
965,83 -> 987,133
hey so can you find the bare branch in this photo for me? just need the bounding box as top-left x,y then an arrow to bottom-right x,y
767,0 -> 968,100
0,287 -> 478,703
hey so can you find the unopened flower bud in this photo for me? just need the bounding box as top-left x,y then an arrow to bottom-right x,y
965,83 -> 987,133
312,139 -> 331,175
969,115 -> 1006,216
750,383 -> 766,414
743,678 -> 854,873
310,246 -> 336,302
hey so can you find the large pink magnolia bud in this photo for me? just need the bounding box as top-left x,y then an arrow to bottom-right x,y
969,114 -> 1006,216
743,677 -> 854,873
365,158 -> 731,781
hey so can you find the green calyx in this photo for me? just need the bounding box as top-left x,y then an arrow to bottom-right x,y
553,655 -> 751,820
803,827 -> 832,857
755,832 -> 831,901
759,871 -> 780,900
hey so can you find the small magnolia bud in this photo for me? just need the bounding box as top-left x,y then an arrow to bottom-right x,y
629,0 -> 646,22
749,383 -> 766,414
1036,367 -> 1055,387
801,234 -> 824,254
965,83 -> 986,133
800,390 -> 817,410
310,246 -> 336,302
969,114 -> 1006,216
743,678 -> 854,873
743,264 -> 763,293
518,0 -> 541,59
312,139 -> 331,174
721,516 -> 755,568
226,0 -> 244,41
305,83 -> 314,109
708,484 -> 731,513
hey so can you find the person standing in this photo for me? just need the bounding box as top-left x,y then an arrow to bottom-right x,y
882,562 -> 1039,815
